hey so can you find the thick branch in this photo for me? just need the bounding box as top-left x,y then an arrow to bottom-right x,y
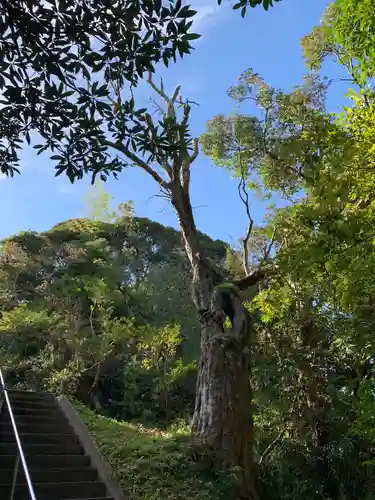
242,224 -> 253,276
105,140 -> 170,190
233,269 -> 265,291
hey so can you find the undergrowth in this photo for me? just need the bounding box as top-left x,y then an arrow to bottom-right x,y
74,401 -> 234,500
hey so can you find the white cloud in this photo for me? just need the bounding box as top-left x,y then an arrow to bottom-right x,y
189,0 -> 227,33
191,3 -> 221,31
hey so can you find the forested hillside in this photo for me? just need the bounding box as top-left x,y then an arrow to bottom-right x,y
2,0 -> 375,499
0,212 -> 227,419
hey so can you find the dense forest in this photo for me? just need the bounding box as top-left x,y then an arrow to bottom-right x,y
0,206 -> 226,417
2,0 -> 375,499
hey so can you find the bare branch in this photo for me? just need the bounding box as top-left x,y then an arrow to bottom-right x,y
237,162 -> 253,275
148,96 -> 165,118
171,85 -> 181,103
189,138 -> 199,163
145,186 -> 172,204
147,73 -> 199,178
261,226 -> 277,265
147,72 -> 170,103
147,72 -> 181,114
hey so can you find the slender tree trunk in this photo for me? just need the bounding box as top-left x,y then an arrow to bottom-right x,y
299,314 -> 345,500
171,182 -> 258,500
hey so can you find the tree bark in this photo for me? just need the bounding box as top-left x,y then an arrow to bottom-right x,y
170,181 -> 259,499
192,290 -> 258,500
117,74 -> 259,497
170,180 -> 216,310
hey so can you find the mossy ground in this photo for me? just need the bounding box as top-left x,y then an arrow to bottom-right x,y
74,402 -> 234,500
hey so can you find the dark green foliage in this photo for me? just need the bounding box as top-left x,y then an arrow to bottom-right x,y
0,0 -> 199,180
0,214 -> 225,422
105,361 -> 197,425
223,0 -> 281,17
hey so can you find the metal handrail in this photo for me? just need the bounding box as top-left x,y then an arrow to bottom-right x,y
0,369 -> 37,500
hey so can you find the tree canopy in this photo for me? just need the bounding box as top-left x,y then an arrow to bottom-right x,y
3,1 -> 375,499
0,0 -> 200,179
0,0 -> 278,182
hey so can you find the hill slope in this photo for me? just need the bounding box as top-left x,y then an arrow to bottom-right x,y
75,402 -> 233,500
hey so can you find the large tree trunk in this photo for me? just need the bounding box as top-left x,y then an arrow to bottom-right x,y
192,289 -> 258,500
170,175 -> 259,499
122,72 -> 265,497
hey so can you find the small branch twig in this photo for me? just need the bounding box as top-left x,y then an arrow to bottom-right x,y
259,427 -> 287,465
89,302 -> 96,338
259,391 -> 299,465
237,160 -> 253,275
260,226 -> 277,265
147,72 -> 181,119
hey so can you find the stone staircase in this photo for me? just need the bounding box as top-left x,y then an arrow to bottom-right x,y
0,390 -> 114,500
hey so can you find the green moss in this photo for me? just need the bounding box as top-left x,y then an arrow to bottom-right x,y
214,283 -> 241,295
74,401 -> 234,500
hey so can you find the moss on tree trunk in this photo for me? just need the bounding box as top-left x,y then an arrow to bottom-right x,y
192,289 -> 258,500
169,159 -> 260,499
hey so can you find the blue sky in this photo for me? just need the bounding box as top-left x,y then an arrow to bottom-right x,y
0,0 -> 347,244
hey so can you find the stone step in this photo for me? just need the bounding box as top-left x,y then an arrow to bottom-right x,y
0,480 -> 107,500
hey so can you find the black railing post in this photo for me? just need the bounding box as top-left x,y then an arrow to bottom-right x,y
9,453 -> 19,500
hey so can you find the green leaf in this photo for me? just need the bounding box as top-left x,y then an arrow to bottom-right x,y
185,33 -> 201,41
173,0 -> 182,15
178,6 -> 197,18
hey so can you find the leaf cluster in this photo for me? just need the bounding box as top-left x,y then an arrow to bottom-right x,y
0,0 -> 199,181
